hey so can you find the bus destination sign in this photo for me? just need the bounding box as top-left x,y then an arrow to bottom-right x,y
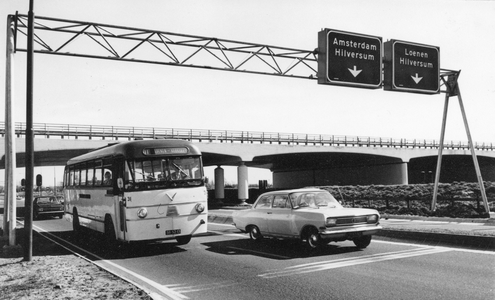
318,29 -> 382,89
143,147 -> 188,155
384,40 -> 440,94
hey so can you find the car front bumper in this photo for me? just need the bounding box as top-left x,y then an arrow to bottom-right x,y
319,225 -> 382,241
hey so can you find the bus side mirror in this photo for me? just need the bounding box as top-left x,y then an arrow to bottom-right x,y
117,178 -> 124,190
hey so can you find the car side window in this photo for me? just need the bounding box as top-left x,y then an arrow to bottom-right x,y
255,195 -> 273,208
272,195 -> 290,209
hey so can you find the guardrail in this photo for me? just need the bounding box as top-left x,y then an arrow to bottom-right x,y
1,122 -> 494,151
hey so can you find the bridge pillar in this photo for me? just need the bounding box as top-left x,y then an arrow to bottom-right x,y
399,162 -> 409,185
214,166 -> 225,202
237,163 -> 249,204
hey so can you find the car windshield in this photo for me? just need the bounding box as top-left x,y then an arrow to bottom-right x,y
289,191 -> 342,209
36,197 -> 60,204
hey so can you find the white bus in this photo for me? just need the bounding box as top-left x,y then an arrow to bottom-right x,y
63,139 -> 207,245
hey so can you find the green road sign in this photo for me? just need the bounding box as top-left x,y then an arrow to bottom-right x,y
318,29 -> 382,89
384,40 -> 440,94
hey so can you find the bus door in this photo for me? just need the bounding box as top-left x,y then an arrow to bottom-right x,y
114,159 -> 126,241
114,193 -> 126,241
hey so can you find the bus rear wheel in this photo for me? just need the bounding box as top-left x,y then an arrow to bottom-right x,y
72,209 -> 81,234
176,235 -> 192,245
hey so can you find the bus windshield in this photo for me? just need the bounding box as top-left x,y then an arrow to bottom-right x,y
125,156 -> 203,191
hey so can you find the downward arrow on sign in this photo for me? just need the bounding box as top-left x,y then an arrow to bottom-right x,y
411,73 -> 423,84
348,66 -> 362,78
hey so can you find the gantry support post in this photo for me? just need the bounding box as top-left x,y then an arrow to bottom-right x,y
23,0 -> 35,261
431,71 -> 490,215
3,15 -> 17,245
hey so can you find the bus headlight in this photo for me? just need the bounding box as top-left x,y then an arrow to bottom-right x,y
195,203 -> 205,213
137,208 -> 148,219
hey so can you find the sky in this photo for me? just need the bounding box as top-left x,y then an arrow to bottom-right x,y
0,0 -> 494,185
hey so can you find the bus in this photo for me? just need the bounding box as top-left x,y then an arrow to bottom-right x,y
63,139 -> 207,245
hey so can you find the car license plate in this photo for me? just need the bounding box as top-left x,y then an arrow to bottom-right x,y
166,229 -> 181,235
348,232 -> 363,238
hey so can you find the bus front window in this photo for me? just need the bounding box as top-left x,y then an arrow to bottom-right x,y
125,156 -> 203,191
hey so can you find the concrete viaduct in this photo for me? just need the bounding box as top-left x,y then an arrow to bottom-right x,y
2,124 -> 495,195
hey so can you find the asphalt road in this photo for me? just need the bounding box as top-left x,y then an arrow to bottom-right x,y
32,217 -> 495,300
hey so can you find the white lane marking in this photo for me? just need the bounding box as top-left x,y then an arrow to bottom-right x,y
30,222 -> 188,300
164,281 -> 238,294
208,229 -> 247,238
259,247 -> 452,279
227,246 -> 291,259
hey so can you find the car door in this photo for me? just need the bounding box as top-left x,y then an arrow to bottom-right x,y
267,194 -> 296,237
250,195 -> 273,235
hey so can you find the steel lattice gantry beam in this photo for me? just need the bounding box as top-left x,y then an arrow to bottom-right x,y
11,14 -> 318,79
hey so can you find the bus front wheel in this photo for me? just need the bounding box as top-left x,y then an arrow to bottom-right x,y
176,235 -> 191,245
104,216 -> 117,246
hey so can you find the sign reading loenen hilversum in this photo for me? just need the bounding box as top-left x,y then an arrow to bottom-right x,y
318,29 -> 382,89
384,40 -> 440,94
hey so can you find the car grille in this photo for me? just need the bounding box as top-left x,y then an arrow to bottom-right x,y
335,216 -> 368,225
39,206 -> 63,212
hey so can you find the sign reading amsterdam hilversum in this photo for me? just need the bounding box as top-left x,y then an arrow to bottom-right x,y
318,29 -> 382,89
384,40 -> 440,94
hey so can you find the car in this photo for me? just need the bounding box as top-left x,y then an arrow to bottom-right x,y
33,196 -> 64,220
232,188 -> 382,249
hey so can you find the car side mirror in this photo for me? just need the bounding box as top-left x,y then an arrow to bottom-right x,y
117,178 -> 124,190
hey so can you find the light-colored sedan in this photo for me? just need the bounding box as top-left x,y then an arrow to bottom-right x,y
232,188 -> 382,249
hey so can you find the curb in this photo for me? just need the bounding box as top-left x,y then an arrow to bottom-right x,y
383,214 -> 495,225
376,229 -> 495,251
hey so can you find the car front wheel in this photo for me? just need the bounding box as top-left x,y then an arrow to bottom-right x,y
353,235 -> 372,249
305,227 -> 322,249
248,226 -> 263,241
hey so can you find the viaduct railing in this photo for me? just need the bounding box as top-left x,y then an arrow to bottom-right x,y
1,122 -> 494,151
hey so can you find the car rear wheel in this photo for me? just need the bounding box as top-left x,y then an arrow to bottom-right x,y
353,235 -> 372,249
248,226 -> 263,241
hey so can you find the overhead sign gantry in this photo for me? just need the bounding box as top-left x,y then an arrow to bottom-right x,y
3,15 -> 492,259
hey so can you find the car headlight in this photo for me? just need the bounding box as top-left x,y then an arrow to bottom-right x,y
367,214 -> 378,223
326,217 -> 337,227
137,208 -> 148,219
195,203 -> 205,213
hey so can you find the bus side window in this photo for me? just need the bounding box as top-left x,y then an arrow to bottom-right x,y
74,168 -> 80,187
69,167 -> 74,186
87,161 -> 95,186
80,163 -> 87,186
94,160 -> 103,185
102,158 -> 113,186
103,169 -> 112,186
